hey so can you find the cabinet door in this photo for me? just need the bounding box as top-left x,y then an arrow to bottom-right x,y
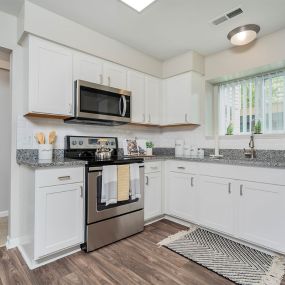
237,181 -> 285,253
127,71 -> 146,123
103,62 -> 127,89
144,172 -> 162,220
164,73 -> 190,124
35,183 -> 84,259
167,172 -> 197,222
29,37 -> 73,116
199,176 -> 235,235
145,76 -> 161,125
73,52 -> 103,84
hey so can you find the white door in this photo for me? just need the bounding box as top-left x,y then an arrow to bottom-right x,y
145,76 -> 161,125
164,73 -> 190,124
103,62 -> 127,89
127,71 -> 146,123
73,52 -> 103,84
144,172 -> 162,220
199,176 -> 235,235
35,183 -> 84,259
29,36 -> 73,116
167,172 -> 197,222
237,181 -> 285,253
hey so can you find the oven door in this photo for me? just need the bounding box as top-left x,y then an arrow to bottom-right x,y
75,80 -> 131,123
87,164 -> 144,224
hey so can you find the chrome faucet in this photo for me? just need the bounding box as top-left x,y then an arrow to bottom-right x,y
244,120 -> 256,159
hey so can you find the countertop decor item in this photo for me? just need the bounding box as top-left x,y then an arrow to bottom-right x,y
35,131 -> 57,161
146,141 -> 154,156
226,123 -> 233,135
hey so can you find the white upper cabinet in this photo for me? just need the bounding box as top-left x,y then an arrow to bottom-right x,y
237,181 -> 285,253
24,35 -> 73,117
103,62 -> 127,90
127,70 -> 146,123
163,72 -> 202,125
127,71 -> 161,125
73,52 -> 103,84
145,76 -> 161,125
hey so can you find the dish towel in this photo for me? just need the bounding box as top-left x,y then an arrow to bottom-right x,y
101,165 -> 118,205
130,163 -> 141,200
117,165 -> 130,201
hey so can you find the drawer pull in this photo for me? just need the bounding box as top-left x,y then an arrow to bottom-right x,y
228,182 -> 231,194
177,166 -> 186,170
58,176 -> 71,181
145,176 -> 149,185
191,177 -> 194,187
150,166 -> 158,169
240,184 -> 243,196
80,186 -> 83,198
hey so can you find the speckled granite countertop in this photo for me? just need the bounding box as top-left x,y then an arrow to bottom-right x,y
144,155 -> 285,169
18,157 -> 87,168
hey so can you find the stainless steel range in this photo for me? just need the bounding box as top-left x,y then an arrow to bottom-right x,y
65,136 -> 144,252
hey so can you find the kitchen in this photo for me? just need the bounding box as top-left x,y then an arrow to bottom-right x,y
1,0 -> 285,284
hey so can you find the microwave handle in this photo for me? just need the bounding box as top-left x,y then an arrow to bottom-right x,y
121,95 -> 127,117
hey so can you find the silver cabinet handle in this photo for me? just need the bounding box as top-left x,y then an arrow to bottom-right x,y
177,166 -> 185,170
58,176 -> 71,181
191,177 -> 194,187
100,74 -> 103,84
240,184 -> 243,196
80,186 -> 83,198
185,114 -> 188,122
228,182 -> 231,194
145,176 -> 149,185
148,114 -> 151,123
150,166 -> 158,170
108,76 -> 111,86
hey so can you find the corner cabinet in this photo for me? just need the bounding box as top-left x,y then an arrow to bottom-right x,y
23,35 -> 73,118
163,72 -> 202,125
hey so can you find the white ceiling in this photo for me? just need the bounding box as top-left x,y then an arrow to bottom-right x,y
1,0 -> 285,60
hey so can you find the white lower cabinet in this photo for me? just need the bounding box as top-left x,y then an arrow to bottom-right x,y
165,161 -> 285,254
144,162 -> 162,220
35,183 -> 84,259
199,176 -> 235,236
34,167 -> 84,260
237,181 -> 285,252
166,171 -> 198,223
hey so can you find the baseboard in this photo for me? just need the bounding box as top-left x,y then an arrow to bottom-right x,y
18,245 -> 81,270
6,236 -> 21,249
0,211 -> 8,218
144,215 -> 164,226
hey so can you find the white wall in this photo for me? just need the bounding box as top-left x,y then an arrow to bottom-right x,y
18,1 -> 162,77
0,68 -> 11,214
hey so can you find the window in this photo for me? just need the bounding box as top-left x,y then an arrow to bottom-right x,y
219,70 -> 285,135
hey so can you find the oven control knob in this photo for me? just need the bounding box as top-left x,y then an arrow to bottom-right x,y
72,141 -> 77,146
79,141 -> 83,146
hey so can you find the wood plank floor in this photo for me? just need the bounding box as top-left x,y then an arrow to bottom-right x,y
0,219 -> 284,285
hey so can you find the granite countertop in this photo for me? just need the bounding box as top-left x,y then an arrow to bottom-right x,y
144,155 -> 285,169
17,157 -> 87,168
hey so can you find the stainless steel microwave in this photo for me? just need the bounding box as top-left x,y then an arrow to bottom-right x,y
65,80 -> 131,126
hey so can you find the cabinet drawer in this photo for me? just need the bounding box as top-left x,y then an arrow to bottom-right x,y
145,161 -> 161,173
36,167 -> 84,187
168,161 -> 190,173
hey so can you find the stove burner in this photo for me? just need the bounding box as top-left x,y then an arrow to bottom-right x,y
78,151 -> 95,159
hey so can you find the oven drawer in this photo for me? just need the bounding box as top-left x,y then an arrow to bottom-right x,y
145,161 -> 161,173
36,167 -> 84,187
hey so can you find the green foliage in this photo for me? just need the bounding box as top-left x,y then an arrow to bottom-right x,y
226,123 -> 234,135
146,141 -> 154,149
254,120 -> 262,134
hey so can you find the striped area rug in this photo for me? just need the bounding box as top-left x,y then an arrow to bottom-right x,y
158,227 -> 285,285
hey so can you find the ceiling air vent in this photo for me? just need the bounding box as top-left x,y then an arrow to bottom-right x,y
226,8 -> 243,19
211,7 -> 244,26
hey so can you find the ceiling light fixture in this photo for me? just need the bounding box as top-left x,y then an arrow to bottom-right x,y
227,24 -> 260,46
120,0 -> 157,12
